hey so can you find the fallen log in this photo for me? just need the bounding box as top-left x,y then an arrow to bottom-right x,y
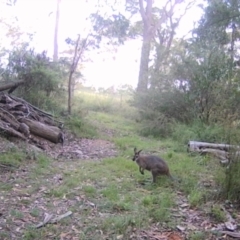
187,141 -> 240,152
0,93 -> 64,146
190,147 -> 229,160
0,80 -> 25,93
0,122 -> 27,140
187,141 -> 240,164
21,119 -> 61,143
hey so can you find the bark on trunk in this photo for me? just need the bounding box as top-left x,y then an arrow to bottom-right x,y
21,119 -> 61,143
0,81 -> 25,93
53,0 -> 61,61
137,31 -> 151,92
137,0 -> 153,93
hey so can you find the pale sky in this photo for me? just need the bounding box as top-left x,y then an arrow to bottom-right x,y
0,0 -> 204,89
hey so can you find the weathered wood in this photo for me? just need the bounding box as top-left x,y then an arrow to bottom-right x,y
0,80 -> 25,92
0,122 -> 27,140
35,211 -> 72,228
193,148 -> 229,160
218,231 -> 240,238
21,119 -> 61,143
188,141 -> 240,152
0,93 -> 64,145
0,110 -> 19,130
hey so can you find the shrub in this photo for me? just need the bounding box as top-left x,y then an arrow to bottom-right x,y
222,153 -> 240,203
171,120 -> 238,145
65,114 -> 98,138
3,44 -> 65,111
138,113 -> 173,138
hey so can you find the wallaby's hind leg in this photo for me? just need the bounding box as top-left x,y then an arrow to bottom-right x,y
139,166 -> 144,175
151,170 -> 158,183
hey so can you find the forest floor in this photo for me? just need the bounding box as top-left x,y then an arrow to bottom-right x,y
0,111 -> 239,240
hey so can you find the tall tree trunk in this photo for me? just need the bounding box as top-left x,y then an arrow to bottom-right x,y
137,29 -> 151,92
53,0 -> 61,61
137,0 -> 153,93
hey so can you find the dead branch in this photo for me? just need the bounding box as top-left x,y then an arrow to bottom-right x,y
0,93 -> 64,146
35,211 -> 72,228
188,141 -> 239,152
187,141 -> 240,164
219,231 -> 240,238
0,80 -> 25,93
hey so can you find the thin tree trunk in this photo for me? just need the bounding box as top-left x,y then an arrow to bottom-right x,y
67,35 -> 83,115
53,0 -> 61,61
68,71 -> 73,115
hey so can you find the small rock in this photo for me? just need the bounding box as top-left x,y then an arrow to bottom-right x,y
177,225 -> 185,231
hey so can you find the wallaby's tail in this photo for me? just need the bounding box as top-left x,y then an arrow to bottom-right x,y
169,174 -> 180,182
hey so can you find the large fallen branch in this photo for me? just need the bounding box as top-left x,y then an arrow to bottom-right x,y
0,80 -> 25,93
21,119 -> 61,143
188,141 -> 240,152
187,141 -> 240,164
35,211 -> 72,228
0,93 -> 64,146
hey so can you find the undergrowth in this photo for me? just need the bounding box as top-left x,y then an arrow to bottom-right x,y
1,90 -> 238,239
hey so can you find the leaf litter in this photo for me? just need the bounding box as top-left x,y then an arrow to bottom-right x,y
0,132 -> 240,239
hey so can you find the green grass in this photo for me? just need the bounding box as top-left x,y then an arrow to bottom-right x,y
73,90 -> 137,119
65,114 -> 99,138
1,91 -> 230,239
0,150 -> 26,167
210,204 -> 227,222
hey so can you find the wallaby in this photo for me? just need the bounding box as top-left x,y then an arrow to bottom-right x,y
132,147 -> 173,183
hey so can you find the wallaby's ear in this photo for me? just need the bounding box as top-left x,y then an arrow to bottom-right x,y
134,147 -> 137,153
138,149 -> 142,154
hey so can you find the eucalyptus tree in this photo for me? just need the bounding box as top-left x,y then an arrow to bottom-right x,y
53,0 -> 61,61
91,0 -> 196,92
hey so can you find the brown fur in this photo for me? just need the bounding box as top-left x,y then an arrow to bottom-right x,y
132,147 -> 173,183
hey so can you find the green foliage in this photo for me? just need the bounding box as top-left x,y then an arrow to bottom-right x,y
210,204 -> 226,222
171,121 -> 236,145
138,113 -> 173,138
188,231 -> 210,240
90,12 -> 130,45
0,148 -> 26,167
146,192 -> 174,223
65,114 -> 98,138
133,88 -> 195,138
188,188 -> 206,207
223,154 -> 240,202
134,0 -> 240,129
83,185 -> 97,197
3,44 -> 65,110
74,89 -> 137,120
101,185 -> 119,201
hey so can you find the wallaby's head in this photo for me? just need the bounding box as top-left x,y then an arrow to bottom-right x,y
132,147 -> 142,161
